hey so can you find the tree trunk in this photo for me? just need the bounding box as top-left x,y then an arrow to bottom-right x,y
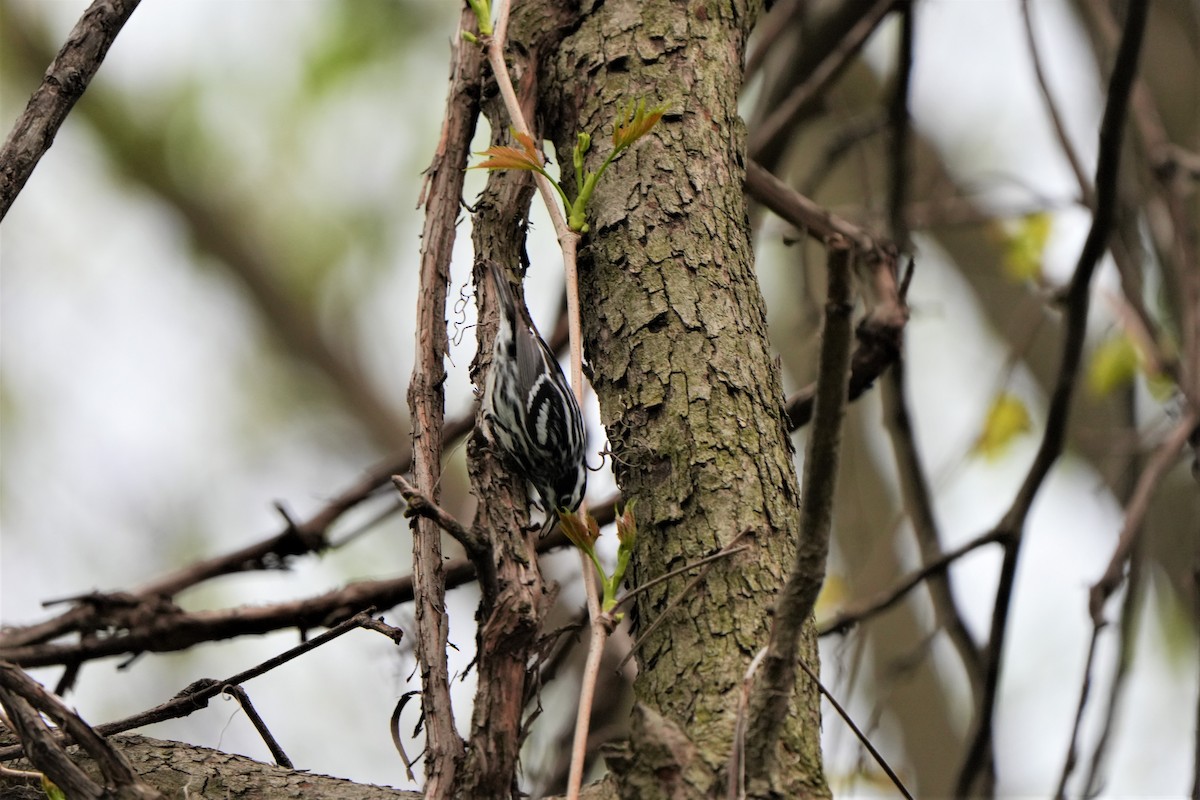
533,1 -> 829,796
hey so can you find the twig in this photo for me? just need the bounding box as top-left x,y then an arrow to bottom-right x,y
743,0 -> 803,80
745,159 -> 892,261
0,611 -> 378,763
1088,408 -> 1199,625
746,0 -> 897,162
1053,622 -> 1103,798
818,529 -> 1003,637
1083,536 -> 1143,795
744,240 -> 856,786
389,691 -> 422,783
0,0 -> 142,221
1020,0 -> 1093,206
614,538 -> 752,611
955,2 -> 1149,792
877,5 -> 986,713
885,0 -> 914,249
616,537 -> 754,673
221,685 -> 292,769
391,475 -> 495,593
1077,0 -> 1200,409
795,658 -> 913,800
727,646 -> 769,800
0,662 -> 162,798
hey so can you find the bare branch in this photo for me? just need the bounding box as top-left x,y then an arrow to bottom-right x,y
1089,408 -> 1199,624
746,0 -> 897,162
391,475 -> 495,597
818,529 -> 1004,637
221,685 -> 292,769
795,658 -> 913,800
745,240 -> 856,787
956,2 -> 1150,792
405,9 -> 490,793
0,662 -> 162,798
0,611 -> 378,763
0,0 -> 142,221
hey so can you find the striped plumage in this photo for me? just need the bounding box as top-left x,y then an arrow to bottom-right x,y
481,261 -> 587,514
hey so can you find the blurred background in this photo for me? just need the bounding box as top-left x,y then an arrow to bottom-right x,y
1,0 -> 1196,796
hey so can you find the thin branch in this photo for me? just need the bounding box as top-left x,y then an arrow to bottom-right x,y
885,0 -> 914,248
728,646 -> 769,800
222,685 -> 293,769
818,529 -> 1004,637
616,535 -> 754,673
0,0 -> 142,221
0,662 -> 161,799
745,158 -> 893,261
481,6 -> 601,798
0,611 -> 378,762
0,575 -> 404,669
745,239 -> 856,786
878,1 -> 987,718
1082,534 -> 1142,797
746,0 -> 897,162
1077,0 -> 1200,407
795,658 -> 913,800
1088,408 -> 1199,625
1,412 -> 474,655
956,2 -> 1149,792
744,0 -> 803,80
1054,622 -> 1103,799
406,9 -> 487,793
391,475 -> 496,596
1020,0 -> 1093,206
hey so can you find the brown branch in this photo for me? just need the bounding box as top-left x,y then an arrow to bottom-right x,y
1053,622 -> 1103,799
1088,408 -> 1199,624
745,158 -> 892,261
795,657 -> 913,800
746,159 -> 907,434
744,239 -> 855,787
0,662 -> 161,798
0,611 -> 377,764
0,0 -> 142,221
405,9 -> 485,792
881,362 -> 986,692
885,0 -> 914,248
878,21 -> 986,711
222,686 -> 292,769
956,1 -> 1149,792
0,576 -> 399,669
0,530 -> 578,674
818,529 -> 1004,637
391,474 -> 497,603
1020,0 -> 1093,206
746,0 -> 897,163
458,9 -> 577,790
0,404 -> 476,656
1077,0 -> 1200,408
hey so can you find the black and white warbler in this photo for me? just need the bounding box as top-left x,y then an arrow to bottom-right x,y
481,260 -> 587,515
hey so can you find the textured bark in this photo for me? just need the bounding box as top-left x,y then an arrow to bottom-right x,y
0,0 -> 142,221
0,735 -> 421,800
460,23 -> 563,793
534,1 -> 828,796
